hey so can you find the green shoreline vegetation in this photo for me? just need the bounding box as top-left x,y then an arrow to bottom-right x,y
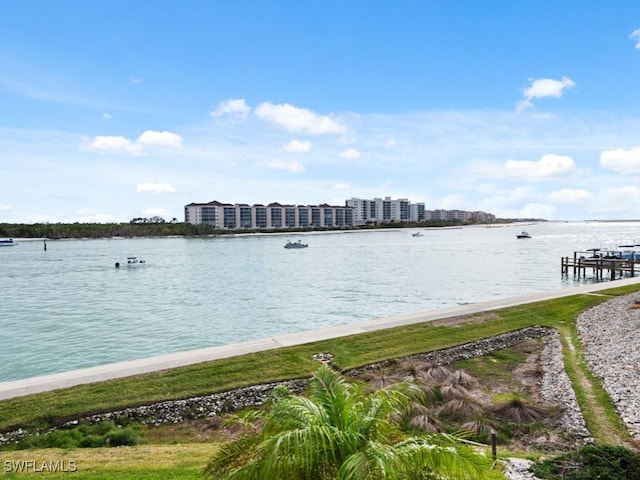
0,218 -> 531,240
2,283 -> 640,478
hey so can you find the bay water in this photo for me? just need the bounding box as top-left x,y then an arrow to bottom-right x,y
2,221 -> 640,382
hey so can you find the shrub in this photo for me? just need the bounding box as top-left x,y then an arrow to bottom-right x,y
7,421 -> 142,450
532,444 -> 640,480
492,397 -> 552,424
104,428 -> 141,447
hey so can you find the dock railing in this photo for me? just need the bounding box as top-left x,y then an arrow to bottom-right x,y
561,249 -> 637,280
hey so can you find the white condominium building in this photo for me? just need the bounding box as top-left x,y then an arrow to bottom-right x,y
184,200 -> 355,230
425,209 -> 496,222
346,197 -> 425,225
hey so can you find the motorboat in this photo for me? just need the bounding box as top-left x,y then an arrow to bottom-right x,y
616,245 -> 640,262
284,240 -> 308,249
115,257 -> 148,268
0,238 -> 16,246
516,231 -> 531,239
412,232 -> 424,237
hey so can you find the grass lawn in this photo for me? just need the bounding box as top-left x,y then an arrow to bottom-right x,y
0,444 -> 214,479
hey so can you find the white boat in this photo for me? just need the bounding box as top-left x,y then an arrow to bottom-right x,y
412,232 -> 424,237
516,231 -> 531,239
115,257 -> 148,268
0,238 -> 16,246
284,240 -> 308,249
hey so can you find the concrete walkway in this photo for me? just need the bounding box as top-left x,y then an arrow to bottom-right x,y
2,278 -> 639,400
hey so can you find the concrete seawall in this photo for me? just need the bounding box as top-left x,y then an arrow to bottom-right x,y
2,278 -> 638,400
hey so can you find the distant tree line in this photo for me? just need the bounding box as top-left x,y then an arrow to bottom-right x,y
0,221 -> 218,239
0,217 -> 522,240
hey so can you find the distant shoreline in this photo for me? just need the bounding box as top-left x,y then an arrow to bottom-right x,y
0,220 -> 528,241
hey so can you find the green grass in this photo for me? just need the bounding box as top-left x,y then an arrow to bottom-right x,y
557,321 -> 633,446
0,444 -> 214,479
0,291 -> 627,431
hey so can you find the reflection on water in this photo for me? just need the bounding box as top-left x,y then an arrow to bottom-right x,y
2,221 -> 640,381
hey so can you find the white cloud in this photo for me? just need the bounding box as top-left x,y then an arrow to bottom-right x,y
255,102 -> 347,134
265,159 -> 305,173
518,203 -> 558,219
130,76 -> 142,85
82,135 -> 144,156
283,139 -> 312,153
0,204 -> 11,212
600,146 -> 640,175
102,113 -> 112,120
630,29 -> 640,49
332,182 -> 352,190
548,189 -> 592,205
339,148 -> 361,159
137,130 -> 183,148
211,98 -> 251,119
82,130 -> 183,156
384,138 -> 397,148
136,183 -> 177,194
595,186 -> 640,213
516,76 -> 575,111
504,154 -> 579,180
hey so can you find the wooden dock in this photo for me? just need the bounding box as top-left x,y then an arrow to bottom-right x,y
561,251 -> 637,280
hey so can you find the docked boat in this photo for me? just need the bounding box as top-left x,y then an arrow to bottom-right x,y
616,245 -> 640,262
516,231 -> 531,239
115,257 -> 148,268
284,240 -> 308,249
0,238 -> 16,246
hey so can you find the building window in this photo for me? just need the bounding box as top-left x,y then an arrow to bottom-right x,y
223,207 -> 236,229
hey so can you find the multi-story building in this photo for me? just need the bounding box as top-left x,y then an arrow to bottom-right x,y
346,197 -> 425,225
184,201 -> 355,230
425,209 -> 496,222
185,198 -> 494,230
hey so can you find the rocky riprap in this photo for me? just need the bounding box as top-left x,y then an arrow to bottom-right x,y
0,380 -> 307,446
576,293 -> 640,440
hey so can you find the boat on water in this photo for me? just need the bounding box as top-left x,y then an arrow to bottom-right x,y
284,240 -> 308,249
412,232 -> 424,237
0,238 -> 16,246
614,245 -> 640,261
115,257 -> 148,268
516,231 -> 531,239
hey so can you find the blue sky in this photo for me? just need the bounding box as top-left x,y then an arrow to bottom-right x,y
3,1 -> 640,223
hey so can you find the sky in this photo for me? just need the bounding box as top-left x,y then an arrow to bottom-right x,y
3,1 -> 640,223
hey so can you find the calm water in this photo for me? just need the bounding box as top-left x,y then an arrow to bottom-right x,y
2,221 -> 640,382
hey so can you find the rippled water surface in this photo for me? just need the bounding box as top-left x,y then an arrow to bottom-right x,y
3,221 -> 640,381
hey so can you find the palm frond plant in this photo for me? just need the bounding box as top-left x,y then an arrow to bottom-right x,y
449,369 -> 480,389
408,413 -> 443,434
361,366 -> 401,391
461,419 -> 497,441
492,396 -> 553,424
391,401 -> 443,434
439,398 -> 487,420
439,383 -> 470,401
422,364 -> 452,384
204,365 -> 494,480
397,359 -> 430,379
